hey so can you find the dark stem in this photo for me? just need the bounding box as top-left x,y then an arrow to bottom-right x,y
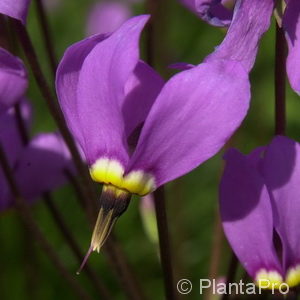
274,23 -> 287,136
0,144 -> 92,300
221,252 -> 239,300
153,187 -> 177,300
34,0 -> 57,77
43,192 -> 112,299
11,18 -> 97,222
14,102 -> 29,145
204,212 -> 224,300
104,236 -> 147,300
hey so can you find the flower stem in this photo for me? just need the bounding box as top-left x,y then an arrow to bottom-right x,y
14,102 -> 29,145
34,0 -> 57,77
153,187 -> 177,300
204,211 -> 224,300
11,18 -> 97,222
105,236 -> 147,300
43,192 -> 112,299
0,144 -> 92,300
274,23 -> 287,136
221,252 -> 238,300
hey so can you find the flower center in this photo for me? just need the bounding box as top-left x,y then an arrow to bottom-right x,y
89,157 -> 156,196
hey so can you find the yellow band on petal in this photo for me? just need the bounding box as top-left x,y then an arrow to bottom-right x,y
255,269 -> 283,289
285,265 -> 300,288
89,158 -> 156,196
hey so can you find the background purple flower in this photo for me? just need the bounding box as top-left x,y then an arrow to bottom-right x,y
0,48 -> 28,113
220,136 -> 300,288
86,1 -> 132,36
0,0 -> 31,24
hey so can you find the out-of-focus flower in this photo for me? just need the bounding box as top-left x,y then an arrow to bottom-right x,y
86,1 -> 132,36
220,136 -> 300,289
0,99 -> 74,210
179,0 -> 234,26
0,0 -> 31,24
182,0 -> 300,95
0,48 -> 27,113
56,14 -> 252,258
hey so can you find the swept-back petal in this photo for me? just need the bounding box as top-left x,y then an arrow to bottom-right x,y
128,60 -> 250,187
0,48 -> 28,112
180,0 -> 233,26
86,2 -> 132,36
0,0 -> 30,24
56,34 -> 108,154
283,0 -> 300,94
76,15 -> 149,165
262,136 -> 300,272
123,60 -> 164,140
220,148 -> 282,279
206,0 -> 274,73
15,133 -> 74,203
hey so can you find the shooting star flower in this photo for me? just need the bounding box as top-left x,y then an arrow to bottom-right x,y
56,14 -> 253,267
220,136 -> 300,289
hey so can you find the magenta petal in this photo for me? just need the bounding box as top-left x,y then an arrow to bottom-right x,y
220,149 -> 282,278
263,136 -> 300,270
0,0 -> 30,24
56,34 -> 108,159
206,0 -> 274,73
15,133 -> 73,202
128,60 -> 250,186
0,48 -> 28,112
86,2 -> 132,36
123,60 -> 164,139
75,15 -> 149,165
283,0 -> 300,94
180,0 -> 233,26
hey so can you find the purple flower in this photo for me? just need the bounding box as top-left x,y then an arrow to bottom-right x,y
56,14 -> 251,254
179,0 -> 234,26
0,0 -> 31,24
184,0 -> 300,94
0,99 -> 74,210
86,1 -> 132,36
220,136 -> 300,289
0,48 -> 28,113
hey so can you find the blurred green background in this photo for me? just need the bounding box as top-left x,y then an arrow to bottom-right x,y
1,0 -> 299,299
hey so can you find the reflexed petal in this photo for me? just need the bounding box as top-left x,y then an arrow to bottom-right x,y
0,97 -> 31,167
76,15 -> 149,165
0,48 -> 28,112
86,2 -> 131,36
56,34 -> 108,155
15,133 -> 73,202
283,0 -> 300,94
262,136 -> 300,272
180,0 -> 233,26
206,0 -> 274,73
128,60 -> 250,186
123,60 -> 164,139
220,148 -> 282,278
0,0 -> 30,24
